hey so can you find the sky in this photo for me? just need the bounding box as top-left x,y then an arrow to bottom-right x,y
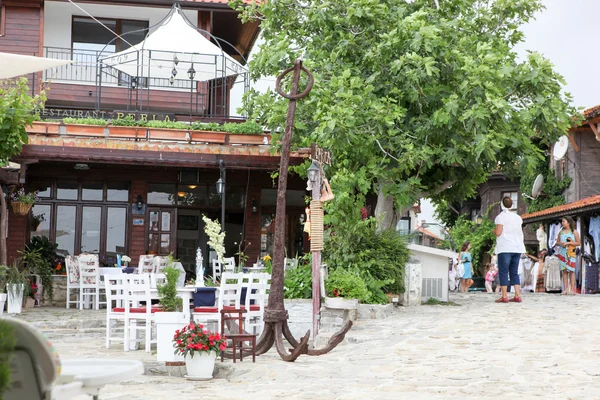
232,0 -> 597,225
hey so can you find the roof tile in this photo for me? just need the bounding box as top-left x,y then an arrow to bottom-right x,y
522,195 -> 600,221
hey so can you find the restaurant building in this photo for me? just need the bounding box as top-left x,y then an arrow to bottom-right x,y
1,0 -> 310,275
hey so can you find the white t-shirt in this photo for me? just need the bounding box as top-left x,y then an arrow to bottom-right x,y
494,210 -> 526,254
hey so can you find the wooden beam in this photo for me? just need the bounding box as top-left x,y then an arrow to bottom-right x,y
588,121 -> 600,142
567,131 -> 580,152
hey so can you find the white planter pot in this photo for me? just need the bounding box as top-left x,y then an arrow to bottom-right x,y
7,284 -> 24,314
155,312 -> 187,362
185,351 -> 216,380
324,296 -> 358,310
0,293 -> 6,315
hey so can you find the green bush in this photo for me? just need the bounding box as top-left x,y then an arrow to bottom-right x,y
221,121 -> 264,135
63,117 -> 108,126
284,264 -> 312,299
0,321 -> 16,396
325,219 -> 410,298
190,122 -> 222,132
145,120 -> 189,130
157,255 -> 182,312
111,116 -> 137,126
325,267 -> 371,303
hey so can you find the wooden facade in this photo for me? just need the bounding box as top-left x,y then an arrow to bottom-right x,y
561,130 -> 600,204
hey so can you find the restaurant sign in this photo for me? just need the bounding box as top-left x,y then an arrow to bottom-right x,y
36,108 -> 176,122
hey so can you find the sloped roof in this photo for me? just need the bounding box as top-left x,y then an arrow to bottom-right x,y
522,195 -> 600,224
414,226 -> 441,240
583,105 -> 600,120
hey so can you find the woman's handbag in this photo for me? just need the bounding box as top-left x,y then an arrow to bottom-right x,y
457,262 -> 465,278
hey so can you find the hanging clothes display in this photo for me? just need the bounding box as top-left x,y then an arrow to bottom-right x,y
545,255 -> 562,291
536,225 -> 548,251
548,221 -> 562,250
521,256 -> 534,291
588,215 -> 600,262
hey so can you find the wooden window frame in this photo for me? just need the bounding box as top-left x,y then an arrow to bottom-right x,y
29,180 -> 130,262
70,15 -> 149,52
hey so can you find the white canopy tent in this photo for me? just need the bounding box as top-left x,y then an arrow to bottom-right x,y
0,52 -> 71,79
100,6 -> 247,83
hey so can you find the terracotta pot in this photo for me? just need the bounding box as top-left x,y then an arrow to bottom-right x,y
65,123 -> 108,137
189,131 -> 227,144
109,126 -> 144,140
147,128 -> 187,141
227,134 -> 270,145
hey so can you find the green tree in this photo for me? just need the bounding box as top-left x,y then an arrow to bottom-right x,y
520,164 -> 571,214
0,78 -> 45,265
233,0 -> 579,230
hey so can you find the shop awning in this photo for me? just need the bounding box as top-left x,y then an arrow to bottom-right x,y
522,195 -> 600,225
100,6 -> 246,82
0,52 -> 71,79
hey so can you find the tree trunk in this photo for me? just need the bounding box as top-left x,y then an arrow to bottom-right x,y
374,181 -> 397,231
0,185 -> 7,265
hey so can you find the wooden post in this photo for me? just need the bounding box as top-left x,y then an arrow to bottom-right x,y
311,166 -> 321,340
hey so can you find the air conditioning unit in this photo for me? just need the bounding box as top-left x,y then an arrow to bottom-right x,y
407,244 -> 456,302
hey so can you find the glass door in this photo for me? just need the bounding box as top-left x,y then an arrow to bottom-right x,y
147,207 -> 176,255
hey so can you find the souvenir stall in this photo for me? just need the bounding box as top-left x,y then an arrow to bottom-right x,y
522,194 -> 600,295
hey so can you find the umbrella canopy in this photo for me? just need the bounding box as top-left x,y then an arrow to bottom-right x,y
100,7 -> 247,82
0,52 -> 71,79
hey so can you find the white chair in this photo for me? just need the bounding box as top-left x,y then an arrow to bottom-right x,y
284,257 -> 299,272
138,255 -> 155,274
192,272 -> 243,331
245,273 -> 271,335
212,258 -> 223,280
105,275 -> 127,349
65,255 -> 81,309
224,257 -> 236,273
153,256 -> 168,274
78,254 -> 105,310
124,274 -> 159,352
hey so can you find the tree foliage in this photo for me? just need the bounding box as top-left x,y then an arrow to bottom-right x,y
520,163 -> 571,214
447,215 -> 496,276
0,78 -> 45,165
233,0 -> 579,221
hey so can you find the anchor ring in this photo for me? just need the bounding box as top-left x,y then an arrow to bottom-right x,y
275,63 -> 314,100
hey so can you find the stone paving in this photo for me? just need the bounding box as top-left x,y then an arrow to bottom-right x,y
12,292 -> 600,399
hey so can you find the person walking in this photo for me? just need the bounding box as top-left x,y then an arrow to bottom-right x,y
458,241 -> 473,293
555,216 -> 580,295
493,196 -> 526,303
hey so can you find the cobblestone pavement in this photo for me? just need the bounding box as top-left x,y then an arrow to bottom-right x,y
13,293 -> 600,399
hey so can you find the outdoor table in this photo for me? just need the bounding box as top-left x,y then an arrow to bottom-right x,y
57,359 -> 143,400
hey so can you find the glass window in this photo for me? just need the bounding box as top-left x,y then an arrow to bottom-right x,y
81,207 -> 101,253
471,208 -> 481,222
149,211 -> 159,231
82,182 -> 103,201
147,183 -> 176,205
261,189 -> 307,207
160,234 -> 171,254
30,180 -> 52,198
107,181 -> 129,202
260,214 -> 275,257
72,17 -> 117,53
161,212 -> 171,231
225,186 -> 245,208
30,204 -> 51,239
396,218 -> 411,236
56,205 -> 76,256
57,181 -> 78,200
148,234 -> 159,254
106,208 -> 127,256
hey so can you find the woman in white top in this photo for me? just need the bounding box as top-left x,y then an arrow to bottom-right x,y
493,196 -> 526,303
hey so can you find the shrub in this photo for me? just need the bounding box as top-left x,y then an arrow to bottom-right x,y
63,117 -> 108,126
325,219 -> 410,297
145,120 -> 189,130
221,121 -> 264,135
111,116 -> 137,126
190,122 -> 222,131
284,264 -> 312,299
157,256 -> 182,312
325,267 -> 371,303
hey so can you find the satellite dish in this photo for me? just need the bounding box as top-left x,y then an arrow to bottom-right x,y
531,174 -> 544,198
552,136 -> 569,161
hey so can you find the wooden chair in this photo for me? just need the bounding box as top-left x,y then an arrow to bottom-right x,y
212,258 -> 223,280
138,255 -> 155,274
153,256 -> 168,274
192,272 -> 242,331
223,257 -> 236,273
105,275 -> 127,349
220,308 -> 257,363
245,273 -> 271,335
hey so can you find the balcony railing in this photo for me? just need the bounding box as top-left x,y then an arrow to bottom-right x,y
43,47 -> 199,91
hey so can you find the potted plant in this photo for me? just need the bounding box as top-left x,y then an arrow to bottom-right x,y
10,188 -> 38,216
24,278 -> 37,308
155,256 -> 187,363
324,267 -> 371,310
20,239 -> 55,303
173,321 -> 227,380
5,264 -> 28,314
0,265 -> 8,314
121,255 -> 131,267
62,117 -> 109,136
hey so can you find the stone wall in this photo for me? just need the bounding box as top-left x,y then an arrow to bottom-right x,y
47,275 -> 68,307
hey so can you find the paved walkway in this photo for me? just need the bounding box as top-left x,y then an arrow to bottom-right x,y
13,293 -> 600,399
